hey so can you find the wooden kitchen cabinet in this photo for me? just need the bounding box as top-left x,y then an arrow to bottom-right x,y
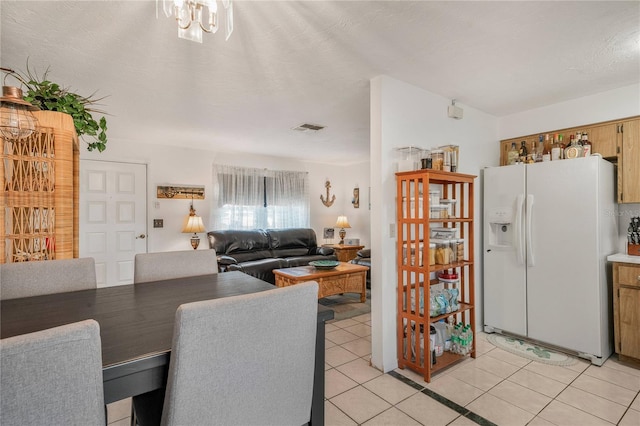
612,262 -> 640,363
617,118 -> 640,203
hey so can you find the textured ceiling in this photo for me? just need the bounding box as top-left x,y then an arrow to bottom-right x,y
1,1 -> 639,163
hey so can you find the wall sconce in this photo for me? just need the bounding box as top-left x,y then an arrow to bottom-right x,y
335,215 -> 351,245
181,200 -> 206,249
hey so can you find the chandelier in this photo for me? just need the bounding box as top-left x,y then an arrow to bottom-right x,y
160,0 -> 234,43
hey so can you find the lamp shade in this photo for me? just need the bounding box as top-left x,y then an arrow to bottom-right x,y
335,215 -> 351,229
182,214 -> 205,234
0,86 -> 39,141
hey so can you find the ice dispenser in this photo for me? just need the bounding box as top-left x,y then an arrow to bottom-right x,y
487,207 -> 514,248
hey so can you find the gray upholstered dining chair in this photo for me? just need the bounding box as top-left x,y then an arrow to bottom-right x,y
0,319 -> 105,425
156,281 -> 319,426
0,257 -> 97,300
133,249 -> 218,284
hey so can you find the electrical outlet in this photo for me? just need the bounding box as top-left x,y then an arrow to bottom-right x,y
153,219 -> 163,228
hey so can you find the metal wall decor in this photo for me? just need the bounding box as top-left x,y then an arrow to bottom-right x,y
157,185 -> 205,200
320,180 -> 335,207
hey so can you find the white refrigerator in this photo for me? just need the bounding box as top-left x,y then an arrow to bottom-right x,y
483,156 -> 618,365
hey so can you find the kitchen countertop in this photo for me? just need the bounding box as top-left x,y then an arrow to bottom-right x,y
607,253 -> 640,264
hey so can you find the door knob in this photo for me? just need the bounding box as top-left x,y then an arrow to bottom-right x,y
136,234 -> 146,239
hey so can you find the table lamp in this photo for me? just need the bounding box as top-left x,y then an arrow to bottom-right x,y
335,215 -> 351,245
182,202 -> 206,249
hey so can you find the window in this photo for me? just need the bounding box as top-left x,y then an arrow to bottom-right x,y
212,164 -> 309,230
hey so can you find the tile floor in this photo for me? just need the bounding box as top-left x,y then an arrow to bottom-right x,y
107,312 -> 640,426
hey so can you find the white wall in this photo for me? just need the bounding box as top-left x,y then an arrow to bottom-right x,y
370,75 -> 498,372
81,141 -> 371,255
498,82 -> 640,252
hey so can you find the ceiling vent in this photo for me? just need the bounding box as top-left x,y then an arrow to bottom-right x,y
292,123 -> 325,132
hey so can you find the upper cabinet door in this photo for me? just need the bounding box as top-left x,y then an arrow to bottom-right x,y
619,118 -> 640,203
587,123 -> 618,159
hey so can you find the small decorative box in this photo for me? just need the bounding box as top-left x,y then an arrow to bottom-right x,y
628,244 -> 640,257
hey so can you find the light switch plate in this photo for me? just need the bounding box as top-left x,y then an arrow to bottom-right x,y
153,219 -> 163,228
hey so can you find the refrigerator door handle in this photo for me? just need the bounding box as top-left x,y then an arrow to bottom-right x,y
515,194 -> 525,265
526,194 -> 535,267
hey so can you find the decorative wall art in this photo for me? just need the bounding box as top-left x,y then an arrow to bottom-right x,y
157,185 -> 205,200
352,186 -> 360,208
323,228 -> 335,239
320,180 -> 335,207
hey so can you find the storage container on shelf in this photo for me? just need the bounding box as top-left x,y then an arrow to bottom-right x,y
430,227 -> 459,240
431,150 -> 444,171
429,243 -> 436,265
453,238 -> 465,261
402,196 -> 423,219
439,145 -> 459,172
428,190 -> 440,206
429,205 -> 448,219
432,238 -> 454,264
395,146 -> 423,171
402,242 -> 424,267
440,199 -> 457,218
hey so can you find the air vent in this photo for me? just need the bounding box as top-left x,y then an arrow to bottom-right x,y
292,123 -> 325,132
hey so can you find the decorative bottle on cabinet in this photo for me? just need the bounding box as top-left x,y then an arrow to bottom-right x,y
396,169 -> 476,382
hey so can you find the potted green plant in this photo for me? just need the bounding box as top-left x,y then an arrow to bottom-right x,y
2,66 -> 108,152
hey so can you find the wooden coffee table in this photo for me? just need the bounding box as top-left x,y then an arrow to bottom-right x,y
274,262 -> 369,302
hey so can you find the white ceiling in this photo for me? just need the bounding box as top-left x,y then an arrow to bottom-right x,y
1,1 -> 639,164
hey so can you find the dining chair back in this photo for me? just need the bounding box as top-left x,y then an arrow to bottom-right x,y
0,319 -> 105,425
160,281 -> 319,426
0,257 -> 97,300
134,250 -> 218,284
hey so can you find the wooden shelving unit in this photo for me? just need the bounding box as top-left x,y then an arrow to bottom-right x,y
1,111 -> 79,263
395,169 -> 476,382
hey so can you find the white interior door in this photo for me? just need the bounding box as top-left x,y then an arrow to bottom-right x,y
80,160 -> 147,287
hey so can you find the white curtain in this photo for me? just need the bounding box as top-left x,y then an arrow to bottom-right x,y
211,164 -> 309,230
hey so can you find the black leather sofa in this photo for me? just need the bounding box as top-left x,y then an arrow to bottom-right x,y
207,228 -> 337,284
350,248 -> 371,288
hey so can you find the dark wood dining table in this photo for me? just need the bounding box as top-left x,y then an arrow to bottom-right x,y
0,271 -> 333,425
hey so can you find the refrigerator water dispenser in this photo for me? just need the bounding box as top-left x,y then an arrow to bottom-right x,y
487,208 -> 514,248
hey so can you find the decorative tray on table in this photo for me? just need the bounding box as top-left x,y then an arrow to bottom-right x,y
308,260 -> 340,270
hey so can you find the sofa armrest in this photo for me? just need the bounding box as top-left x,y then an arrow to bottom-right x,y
356,248 -> 371,258
314,247 -> 335,256
217,255 -> 238,272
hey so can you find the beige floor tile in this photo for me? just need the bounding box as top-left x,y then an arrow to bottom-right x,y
352,312 -> 371,323
362,407 -> 421,425
423,374 -> 484,407
466,393 -> 535,426
363,374 -> 419,405
571,374 -> 637,406
326,323 -> 340,333
325,362 -> 332,371
365,320 -> 371,326
336,358 -> 382,384
565,357 -> 590,373
106,398 -> 131,423
526,416 -> 556,426
395,392 -> 460,425
330,386 -> 392,424
473,353 -> 521,379
325,368 -> 359,398
393,367 -> 427,386
326,345 -> 360,367
631,393 -> 640,411
325,401 -> 358,426
326,338 -> 337,349
489,379 -> 552,415
484,346 -> 531,368
107,419 -> 130,426
507,369 -> 567,398
448,415 -> 481,425
583,364 -> 640,391
603,357 -> 640,377
344,323 -> 372,338
556,386 -> 627,424
618,408 -> 640,426
327,328 -> 361,345
524,362 -> 581,385
341,337 -> 373,357
330,318 -> 360,329
448,361 -> 503,391
537,400 -> 613,426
